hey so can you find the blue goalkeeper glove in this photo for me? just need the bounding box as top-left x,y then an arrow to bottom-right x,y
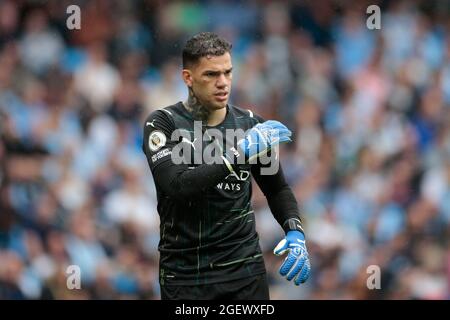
223,120 -> 292,170
239,120 -> 292,163
273,230 -> 311,285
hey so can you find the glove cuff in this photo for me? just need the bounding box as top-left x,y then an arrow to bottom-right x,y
282,217 -> 304,235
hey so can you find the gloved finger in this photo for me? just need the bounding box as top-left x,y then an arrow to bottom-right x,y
260,125 -> 290,136
269,128 -> 292,138
270,136 -> 291,146
286,255 -> 306,281
263,120 -> 289,130
279,251 -> 298,276
267,128 -> 291,139
273,239 -> 288,256
294,261 -> 311,285
256,125 -> 291,140
270,132 -> 291,142
278,136 -> 292,143
254,123 -> 271,131
263,120 -> 289,129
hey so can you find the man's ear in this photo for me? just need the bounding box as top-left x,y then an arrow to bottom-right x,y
182,69 -> 193,88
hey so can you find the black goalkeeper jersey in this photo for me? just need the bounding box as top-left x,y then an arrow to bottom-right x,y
142,102 -> 301,285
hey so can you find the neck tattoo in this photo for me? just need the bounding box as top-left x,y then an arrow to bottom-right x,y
185,87 -> 210,122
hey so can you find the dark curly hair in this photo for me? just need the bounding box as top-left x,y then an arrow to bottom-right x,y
182,32 -> 232,68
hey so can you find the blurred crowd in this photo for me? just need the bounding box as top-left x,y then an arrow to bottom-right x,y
1,0 -> 450,299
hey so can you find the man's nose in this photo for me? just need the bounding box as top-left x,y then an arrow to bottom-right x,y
216,74 -> 228,88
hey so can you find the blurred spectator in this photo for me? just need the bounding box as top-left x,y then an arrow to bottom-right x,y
19,7 -> 64,75
74,42 -> 121,113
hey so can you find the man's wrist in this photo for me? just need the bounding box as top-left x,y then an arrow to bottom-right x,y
282,217 -> 304,235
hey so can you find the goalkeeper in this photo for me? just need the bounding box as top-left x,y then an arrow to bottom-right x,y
142,32 -> 310,300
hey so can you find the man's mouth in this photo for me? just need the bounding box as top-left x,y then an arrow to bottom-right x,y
214,92 -> 228,101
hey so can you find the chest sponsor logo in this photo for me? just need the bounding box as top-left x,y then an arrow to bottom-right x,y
216,170 -> 250,191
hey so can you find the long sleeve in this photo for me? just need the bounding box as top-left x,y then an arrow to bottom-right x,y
142,110 -> 232,200
251,161 -> 304,234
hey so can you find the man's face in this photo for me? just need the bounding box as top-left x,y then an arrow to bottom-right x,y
184,52 -> 232,110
